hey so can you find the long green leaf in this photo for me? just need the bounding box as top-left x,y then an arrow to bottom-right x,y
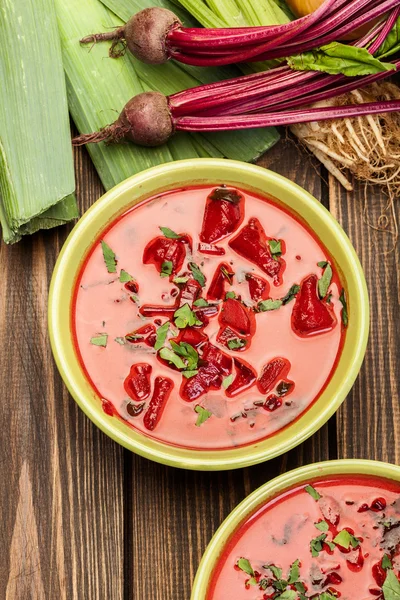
0,0 -> 77,243
100,0 -> 280,161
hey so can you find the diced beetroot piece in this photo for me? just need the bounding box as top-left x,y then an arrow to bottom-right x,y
125,324 -> 156,347
257,357 -> 291,394
200,187 -> 245,244
216,326 -> 248,352
180,343 -> 232,402
198,242 -> 225,256
263,394 -> 283,411
124,280 -> 139,293
346,547 -> 364,572
372,562 -> 386,587
229,218 -> 285,285
226,358 -> 257,398
178,278 -> 202,306
173,327 -> 208,348
291,274 -> 337,337
102,398 -> 117,417
139,305 -> 176,318
143,376 -> 173,431
124,363 -> 152,402
143,234 -> 190,276
220,298 -> 254,336
207,262 -> 234,300
245,272 -> 270,302
194,304 -> 219,326
202,343 -> 232,377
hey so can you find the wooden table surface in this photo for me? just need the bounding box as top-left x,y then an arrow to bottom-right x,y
1,138 -> 399,600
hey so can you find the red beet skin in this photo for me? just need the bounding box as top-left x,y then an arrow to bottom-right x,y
220,298 -> 253,335
173,327 -> 209,348
226,358 -> 257,397
257,357 -> 291,394
179,278 -> 202,306
143,234 -> 190,276
125,324 -> 156,346
180,343 -> 232,401
292,274 -> 337,337
124,363 -> 152,401
143,376 -> 174,431
200,188 -> 244,244
246,272 -> 270,302
229,218 -> 285,285
207,262 -> 234,300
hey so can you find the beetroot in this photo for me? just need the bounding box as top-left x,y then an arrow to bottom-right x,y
172,327 -> 208,348
200,187 -> 244,244
143,375 -> 174,431
216,326 -> 247,351
178,277 -> 202,306
124,363 -> 152,402
229,218 -> 285,285
292,274 -> 337,337
220,298 -> 253,336
207,262 -> 234,300
197,243 -> 225,256
125,324 -> 156,347
180,343 -> 232,401
257,357 -> 291,394
143,233 -> 189,277
246,272 -> 270,302
225,358 -> 257,398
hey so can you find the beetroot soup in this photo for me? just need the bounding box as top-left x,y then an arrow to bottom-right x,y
207,475 -> 400,600
72,185 -> 347,449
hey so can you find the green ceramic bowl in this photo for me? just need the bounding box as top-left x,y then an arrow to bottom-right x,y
191,459 -> 400,599
48,159 -> 369,470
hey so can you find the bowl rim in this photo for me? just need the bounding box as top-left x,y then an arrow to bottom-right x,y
190,458 -> 400,599
48,158 -> 369,470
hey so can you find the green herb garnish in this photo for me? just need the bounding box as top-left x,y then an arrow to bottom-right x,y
281,284 -> 300,305
154,322 -> 170,351
319,593 -> 337,600
339,288 -> 348,327
174,303 -> 202,329
222,374 -> 234,389
159,226 -> 181,239
237,558 -> 254,576
194,405 -> 212,427
310,533 -> 327,557
382,555 -> 393,570
268,239 -> 282,257
188,262 -> 206,287
170,341 -> 199,371
227,338 -> 247,350
119,269 -> 133,283
159,347 -> 186,370
382,568 -> 400,599
305,484 -> 321,500
225,291 -> 236,299
318,262 -> 333,299
90,334 -> 108,347
182,370 -> 198,379
317,260 -> 328,268
264,564 -> 282,579
173,276 -> 189,284
275,591 -> 296,600
288,559 -> 300,584
333,529 -> 359,549
101,241 -> 117,273
220,265 -> 234,283
114,337 -> 126,345
160,260 -> 173,278
193,298 -> 209,307
257,298 -> 283,312
314,520 -> 329,532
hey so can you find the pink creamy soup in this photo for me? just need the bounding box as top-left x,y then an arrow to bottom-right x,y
207,475 -> 400,600
72,185 -> 346,450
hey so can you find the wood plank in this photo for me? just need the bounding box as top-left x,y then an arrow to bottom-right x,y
329,175 -> 400,463
0,142 -> 125,600
125,139 -> 334,600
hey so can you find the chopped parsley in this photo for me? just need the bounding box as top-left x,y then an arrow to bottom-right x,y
314,520 -> 329,532
227,338 -> 247,350
237,558 -> 254,576
222,374 -> 234,389
119,269 -> 133,283
318,262 -> 333,299
195,405 -> 212,427
382,555 -> 393,569
305,484 -> 321,500
264,564 -> 282,579
382,568 -> 400,599
174,304 -> 202,329
170,341 -> 199,371
317,260 -> 328,268
281,284 -> 300,305
333,529 -> 359,549
101,241 -> 117,273
182,370 -> 198,379
268,239 -> 282,257
173,276 -> 189,284
90,334 -> 108,347
159,347 -> 186,370
159,226 -> 181,239
154,322 -> 170,351
193,298 -> 209,307
114,337 -> 126,345
257,298 -> 283,312
275,592 -> 296,600
225,291 -> 236,299
188,262 -> 206,287
288,559 -> 300,584
310,533 -> 328,557
160,260 -> 173,278
339,288 -> 348,327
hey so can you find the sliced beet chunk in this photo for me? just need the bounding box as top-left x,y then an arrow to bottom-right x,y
125,324 -> 156,346
180,343 -> 232,401
207,262 -> 234,300
257,357 -> 291,394
200,187 -> 244,244
292,274 -> 337,337
143,234 -> 190,277
220,297 -> 253,336
226,358 -> 257,398
143,376 -> 173,431
173,326 -> 208,348
202,343 -> 232,377
246,272 -> 270,302
124,363 -> 152,401
229,218 -> 285,285
197,242 -> 225,256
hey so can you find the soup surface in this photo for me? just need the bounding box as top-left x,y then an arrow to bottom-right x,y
207,475 -> 400,600
73,185 -> 346,449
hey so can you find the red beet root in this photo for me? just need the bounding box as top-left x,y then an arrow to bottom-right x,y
143,233 -> 189,277
200,187 -> 244,244
173,326 -> 208,348
179,277 -> 202,306
246,272 -> 270,302
229,218 -> 284,285
198,242 -> 225,256
217,326 -> 246,350
220,298 -> 253,335
124,363 -> 152,402
181,343 -> 231,401
125,324 -> 156,346
124,279 -> 139,293
264,394 -> 282,411
257,357 -> 291,394
226,358 -> 257,397
291,274 -> 337,337
143,376 -> 174,430
207,262 -> 234,300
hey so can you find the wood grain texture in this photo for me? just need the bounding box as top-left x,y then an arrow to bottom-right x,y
329,175 -> 400,463
0,142 -> 125,600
